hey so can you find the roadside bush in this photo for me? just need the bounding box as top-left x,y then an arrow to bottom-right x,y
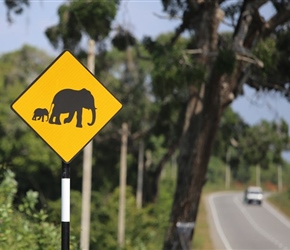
0,170 -> 77,250
207,156 -> 225,185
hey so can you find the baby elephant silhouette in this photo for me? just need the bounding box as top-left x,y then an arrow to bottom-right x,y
32,108 -> 49,122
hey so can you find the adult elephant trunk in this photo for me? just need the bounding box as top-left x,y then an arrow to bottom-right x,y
87,108 -> 96,126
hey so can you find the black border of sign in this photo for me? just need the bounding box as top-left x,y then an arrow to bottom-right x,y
10,50 -> 123,163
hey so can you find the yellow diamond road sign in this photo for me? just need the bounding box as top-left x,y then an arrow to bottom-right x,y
11,50 -> 122,163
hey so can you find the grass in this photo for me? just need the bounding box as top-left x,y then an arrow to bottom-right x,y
267,191 -> 290,218
192,184 -> 226,250
193,193 -> 214,250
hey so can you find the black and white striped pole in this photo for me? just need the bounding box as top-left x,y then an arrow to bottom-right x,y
62,161 -> 70,250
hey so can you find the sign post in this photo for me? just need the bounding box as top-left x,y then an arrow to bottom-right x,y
62,162 -> 70,250
11,50 -> 122,249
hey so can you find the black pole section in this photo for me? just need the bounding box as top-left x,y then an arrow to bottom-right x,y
62,161 -> 70,250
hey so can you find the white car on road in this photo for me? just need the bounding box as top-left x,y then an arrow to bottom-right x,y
244,186 -> 263,205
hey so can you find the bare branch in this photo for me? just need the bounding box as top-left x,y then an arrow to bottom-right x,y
183,48 -> 264,67
233,0 -> 267,49
184,49 -> 203,54
236,54 -> 264,67
263,4 -> 290,36
153,12 -> 182,20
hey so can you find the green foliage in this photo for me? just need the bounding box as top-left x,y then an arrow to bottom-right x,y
46,182 -> 174,249
0,47 -> 61,202
261,163 -> 280,185
144,35 -> 205,101
0,44 -> 52,87
112,29 -> 136,51
275,29 -> 290,81
147,135 -> 167,166
213,106 -> 246,160
215,49 -> 236,75
45,4 -> 82,51
70,0 -> 119,41
161,0 -> 185,17
234,162 -> 251,183
240,120 -> 289,168
251,35 -> 290,100
207,156 -> 225,185
46,0 -> 120,51
252,38 -> 279,84
89,183 -> 172,249
268,190 -> 290,219
0,170 -> 79,250
213,106 -> 290,184
89,187 -> 163,249
4,0 -> 29,23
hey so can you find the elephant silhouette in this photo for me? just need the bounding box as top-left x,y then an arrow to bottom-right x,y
32,108 -> 49,122
48,88 -> 96,128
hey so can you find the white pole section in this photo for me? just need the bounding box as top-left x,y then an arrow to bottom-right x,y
61,162 -> 70,250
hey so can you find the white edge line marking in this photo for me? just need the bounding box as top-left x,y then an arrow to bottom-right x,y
208,193 -> 233,250
263,199 -> 290,230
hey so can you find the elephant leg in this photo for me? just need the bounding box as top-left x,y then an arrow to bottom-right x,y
64,111 -> 75,124
76,109 -> 83,128
55,115 -> 61,124
41,115 -> 44,122
32,115 -> 36,120
49,115 -> 54,124
49,110 -> 61,125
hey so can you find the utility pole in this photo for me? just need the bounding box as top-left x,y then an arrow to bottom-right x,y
80,39 -> 95,250
278,165 -> 283,192
225,148 -> 231,189
118,122 -> 128,249
256,164 -> 261,187
136,140 -> 144,209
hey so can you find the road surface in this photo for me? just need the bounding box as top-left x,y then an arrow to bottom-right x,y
206,192 -> 290,250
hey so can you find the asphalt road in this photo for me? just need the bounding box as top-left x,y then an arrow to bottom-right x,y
206,192 -> 290,250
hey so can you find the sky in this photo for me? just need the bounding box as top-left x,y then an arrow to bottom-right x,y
1,0 -> 289,161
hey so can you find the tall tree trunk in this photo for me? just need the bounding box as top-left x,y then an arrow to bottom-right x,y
136,140 -> 144,208
163,3 -> 225,248
278,165 -> 283,192
118,122 -> 128,248
256,164 -> 261,187
225,147 -> 231,189
163,67 -> 223,249
80,38 -> 95,250
143,143 -> 178,203
143,101 -> 186,204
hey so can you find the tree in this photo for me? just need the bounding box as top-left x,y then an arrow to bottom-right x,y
4,0 -> 29,23
142,1 -> 290,248
240,119 -> 289,168
0,46 -> 61,203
